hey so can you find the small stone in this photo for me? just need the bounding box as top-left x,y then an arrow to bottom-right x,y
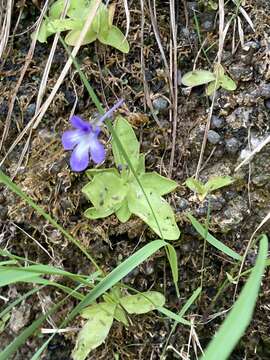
177,198 -> 189,211
229,64 -> 253,81
153,97 -> 169,111
202,19 -> 214,31
225,137 -> 240,154
211,115 -> 224,129
207,130 -> 221,144
26,103 -> 36,117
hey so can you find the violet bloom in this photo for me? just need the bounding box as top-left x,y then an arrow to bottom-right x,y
62,99 -> 124,172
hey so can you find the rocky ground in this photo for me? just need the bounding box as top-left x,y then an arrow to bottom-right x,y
0,0 -> 270,359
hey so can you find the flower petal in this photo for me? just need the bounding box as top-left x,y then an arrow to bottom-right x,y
71,115 -> 92,132
70,140 -> 90,172
62,129 -> 84,150
89,134 -> 105,164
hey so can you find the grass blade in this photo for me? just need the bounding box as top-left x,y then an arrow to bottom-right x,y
201,234 -> 268,360
187,213 -> 242,261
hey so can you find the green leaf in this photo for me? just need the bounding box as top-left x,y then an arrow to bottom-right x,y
115,199 -> 132,222
113,306 -> 129,326
65,29 -> 97,46
67,0 -> 91,19
201,235 -> 268,360
82,172 -> 127,216
65,240 -> 168,322
98,25 -> 130,53
112,116 -> 140,170
49,0 -> 65,19
219,74 -> 237,91
206,80 -> 220,96
72,302 -> 116,360
0,269 -> 43,287
92,2 -> 109,36
204,176 -> 234,193
36,20 -> 54,43
182,70 -> 216,87
137,154 -> 145,175
120,291 -> 165,314
140,172 -> 178,196
165,244 -> 179,297
47,19 -> 83,33
185,177 -> 206,195
127,183 -> 180,240
187,213 -> 242,261
86,168 -> 118,179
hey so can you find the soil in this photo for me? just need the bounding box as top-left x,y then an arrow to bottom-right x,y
1,0 -> 270,359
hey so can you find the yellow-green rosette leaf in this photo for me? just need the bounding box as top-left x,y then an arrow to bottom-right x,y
65,29 -> 97,46
182,70 -> 216,87
120,291 -> 165,314
127,183 -> 180,240
140,172 -> 178,196
98,26 -> 130,53
219,74 -> 237,91
72,302 -> 116,360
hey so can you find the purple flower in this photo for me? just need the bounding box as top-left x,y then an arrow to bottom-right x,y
62,99 -> 124,172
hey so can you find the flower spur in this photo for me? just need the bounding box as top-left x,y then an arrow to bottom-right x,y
62,99 -> 124,172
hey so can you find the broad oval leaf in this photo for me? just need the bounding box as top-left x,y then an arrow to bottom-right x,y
206,80 -> 220,96
72,302 -> 116,360
92,2 -> 109,36
185,178 -> 206,196
140,172 -> 178,196
47,19 -> 83,33
82,172 -> 127,210
65,29 -> 97,46
220,74 -> 237,91
127,183 -> 180,240
201,235 -> 268,360
112,116 -> 140,170
182,70 -> 216,87
205,176 -> 234,193
120,291 -> 165,314
115,199 -> 132,223
98,25 -> 130,53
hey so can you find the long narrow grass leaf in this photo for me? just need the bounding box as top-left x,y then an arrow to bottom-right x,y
201,234 -> 268,360
187,213 -> 242,261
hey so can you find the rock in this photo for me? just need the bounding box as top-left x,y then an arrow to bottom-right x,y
9,302 -> 31,333
225,137 -> 240,154
153,97 -> 169,111
177,197 -> 189,211
211,115 -> 224,129
226,107 -> 252,129
265,99 -> 270,109
214,196 -> 248,232
207,130 -> 221,144
229,64 -> 253,81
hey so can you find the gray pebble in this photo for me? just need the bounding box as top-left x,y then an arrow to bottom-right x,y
177,198 -> 189,211
26,103 -> 36,117
211,115 -> 224,129
153,97 -> 169,111
202,20 -> 214,32
225,137 -> 240,154
207,130 -> 221,144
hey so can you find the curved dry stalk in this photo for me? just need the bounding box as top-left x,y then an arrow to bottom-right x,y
0,0 -> 13,60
